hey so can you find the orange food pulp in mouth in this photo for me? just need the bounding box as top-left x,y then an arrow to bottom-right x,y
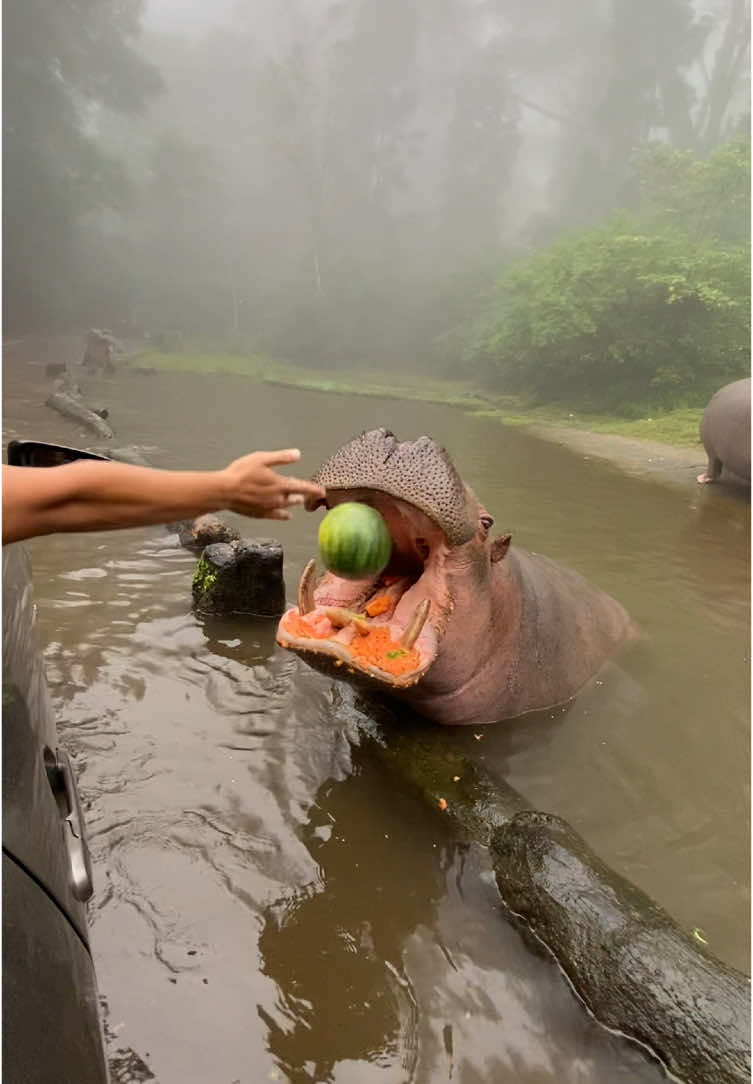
365,594 -> 392,617
348,626 -> 420,675
284,612 -> 332,639
283,612 -> 421,676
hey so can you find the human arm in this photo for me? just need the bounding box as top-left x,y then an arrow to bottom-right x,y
2,449 -> 325,545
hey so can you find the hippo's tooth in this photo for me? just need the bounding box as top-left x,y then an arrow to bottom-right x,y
324,607 -> 371,634
400,599 -> 430,649
298,558 -> 317,614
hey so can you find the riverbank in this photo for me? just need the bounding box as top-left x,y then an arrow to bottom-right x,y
125,349 -> 708,482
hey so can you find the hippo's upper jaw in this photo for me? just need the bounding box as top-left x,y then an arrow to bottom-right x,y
276,430 -> 473,690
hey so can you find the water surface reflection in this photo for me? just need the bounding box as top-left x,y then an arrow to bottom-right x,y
3,362 -> 748,1081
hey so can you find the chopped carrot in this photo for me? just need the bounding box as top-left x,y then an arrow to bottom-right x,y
283,612 -> 332,640
348,626 -> 420,676
438,798 -> 448,811
365,594 -> 392,617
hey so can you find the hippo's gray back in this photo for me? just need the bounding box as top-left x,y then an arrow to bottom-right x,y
700,378 -> 751,481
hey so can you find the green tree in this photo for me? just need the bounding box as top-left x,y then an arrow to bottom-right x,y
468,139 -> 750,412
632,138 -> 750,242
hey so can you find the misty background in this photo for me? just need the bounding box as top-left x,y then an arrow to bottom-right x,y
3,0 -> 750,412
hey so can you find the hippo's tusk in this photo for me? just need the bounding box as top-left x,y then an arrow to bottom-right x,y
298,558 -> 317,615
400,599 -> 430,649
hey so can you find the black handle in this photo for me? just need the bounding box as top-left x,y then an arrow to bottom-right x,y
7,440 -> 110,468
44,747 -> 95,902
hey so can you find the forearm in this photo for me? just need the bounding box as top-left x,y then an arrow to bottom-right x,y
2,461 -> 230,544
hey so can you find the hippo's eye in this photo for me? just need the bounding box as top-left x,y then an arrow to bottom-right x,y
480,514 -> 494,531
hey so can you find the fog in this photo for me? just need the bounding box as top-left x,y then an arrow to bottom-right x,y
4,0 -> 750,384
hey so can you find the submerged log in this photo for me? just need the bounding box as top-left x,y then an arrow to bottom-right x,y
45,389 -> 114,439
345,708 -> 750,1084
492,812 -> 750,1084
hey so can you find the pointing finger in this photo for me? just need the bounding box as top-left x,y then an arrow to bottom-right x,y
261,448 -> 302,467
278,476 -> 325,498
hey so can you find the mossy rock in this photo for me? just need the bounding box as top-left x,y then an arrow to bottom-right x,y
191,538 -> 285,617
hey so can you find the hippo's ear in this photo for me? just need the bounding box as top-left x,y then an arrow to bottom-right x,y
491,533 -> 511,563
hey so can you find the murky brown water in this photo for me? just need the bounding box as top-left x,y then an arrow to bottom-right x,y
4,346 -> 750,1083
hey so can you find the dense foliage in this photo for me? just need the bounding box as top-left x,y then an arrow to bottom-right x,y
467,139 -> 750,412
3,0 -> 750,418
4,0 -> 749,373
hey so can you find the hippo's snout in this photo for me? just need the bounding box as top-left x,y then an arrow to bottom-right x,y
305,428 -> 478,546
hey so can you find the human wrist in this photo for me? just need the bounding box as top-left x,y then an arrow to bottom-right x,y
211,466 -> 236,512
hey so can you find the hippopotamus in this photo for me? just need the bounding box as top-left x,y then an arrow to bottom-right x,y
697,378 -> 751,484
276,429 -> 633,725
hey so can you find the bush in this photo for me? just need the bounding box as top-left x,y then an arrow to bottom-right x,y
466,138 -> 750,412
468,217 -> 749,411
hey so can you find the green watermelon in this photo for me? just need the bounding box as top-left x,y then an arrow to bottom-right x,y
318,502 -> 392,580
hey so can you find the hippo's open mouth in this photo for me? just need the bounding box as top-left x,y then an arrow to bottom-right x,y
277,490 -> 452,686
276,429 -> 473,687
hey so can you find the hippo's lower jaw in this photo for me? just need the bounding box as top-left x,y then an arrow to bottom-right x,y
276,490 -> 452,689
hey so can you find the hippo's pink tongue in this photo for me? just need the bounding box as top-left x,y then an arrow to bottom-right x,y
296,560 -> 432,649
298,558 -> 382,615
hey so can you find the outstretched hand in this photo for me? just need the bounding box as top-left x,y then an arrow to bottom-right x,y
2,448 -> 327,544
220,449 -> 325,520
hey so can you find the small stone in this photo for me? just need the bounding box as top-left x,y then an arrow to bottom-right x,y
178,514 -> 240,551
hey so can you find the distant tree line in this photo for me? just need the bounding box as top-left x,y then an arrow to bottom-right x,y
3,0 -> 750,410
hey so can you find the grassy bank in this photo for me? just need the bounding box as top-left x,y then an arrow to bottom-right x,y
126,350 -> 703,449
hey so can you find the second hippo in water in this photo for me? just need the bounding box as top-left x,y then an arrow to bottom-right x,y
697,378 -> 751,485
277,429 -> 633,725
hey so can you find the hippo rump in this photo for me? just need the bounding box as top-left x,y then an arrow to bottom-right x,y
276,429 -> 633,725
697,378 -> 751,484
